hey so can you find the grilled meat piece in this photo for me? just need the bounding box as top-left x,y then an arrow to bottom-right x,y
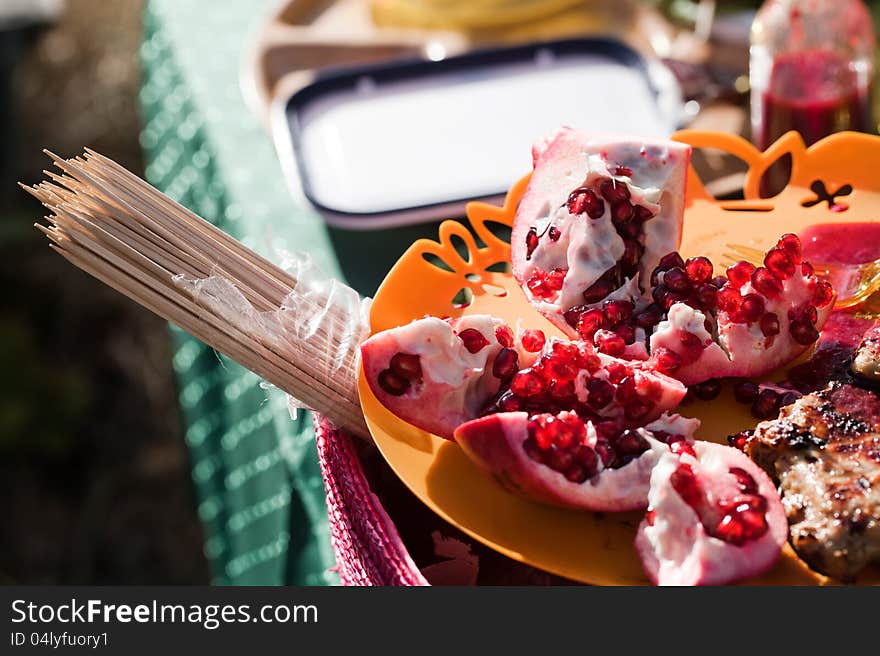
852,326 -> 880,382
744,382 -> 880,580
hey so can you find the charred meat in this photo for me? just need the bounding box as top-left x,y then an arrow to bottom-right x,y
744,382 -> 880,580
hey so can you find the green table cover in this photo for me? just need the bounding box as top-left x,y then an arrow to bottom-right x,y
139,0 -> 442,585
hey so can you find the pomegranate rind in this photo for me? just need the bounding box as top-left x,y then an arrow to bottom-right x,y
361,315 -> 521,440
512,127 -> 690,337
635,441 -> 787,585
454,412 -> 699,512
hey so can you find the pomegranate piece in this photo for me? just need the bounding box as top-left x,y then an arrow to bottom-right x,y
635,441 -> 787,585
512,128 -> 690,339
361,315 -> 530,440
649,235 -> 834,385
454,411 -> 700,512
363,315 -> 687,441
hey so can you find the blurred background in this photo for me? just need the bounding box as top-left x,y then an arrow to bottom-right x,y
1,0 -> 878,585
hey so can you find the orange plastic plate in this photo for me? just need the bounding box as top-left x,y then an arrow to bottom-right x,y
360,130 -> 880,585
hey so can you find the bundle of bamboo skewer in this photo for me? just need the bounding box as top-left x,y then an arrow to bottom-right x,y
25,149 -> 370,439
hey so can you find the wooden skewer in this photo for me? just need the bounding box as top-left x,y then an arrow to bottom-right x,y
26,149 -> 370,439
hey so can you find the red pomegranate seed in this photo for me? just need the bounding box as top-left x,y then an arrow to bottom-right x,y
679,331 -> 704,350
615,376 -> 638,403
635,305 -> 664,329
616,324 -> 636,345
652,348 -> 681,373
567,187 -> 605,219
595,330 -> 626,357
603,299 -> 634,327
546,267 -> 567,291
582,275 -> 616,304
511,369 -> 545,396
645,509 -> 656,526
611,200 -> 634,223
764,247 -> 795,280
605,362 -> 628,383
752,388 -> 781,419
599,178 -> 630,203
716,287 -> 742,315
545,354 -> 579,381
522,437 -> 544,463
670,463 -> 703,509
520,329 -> 546,352
712,275 -> 728,288
759,312 -> 780,336
525,227 -> 539,260
657,252 -> 686,272
715,502 -> 768,545
458,328 -> 490,353
802,261 -> 815,276
691,379 -> 722,400
546,448 -> 574,472
626,400 -> 653,422
663,267 -> 690,292
728,467 -> 759,494
726,260 -> 756,287
732,381 -> 759,404
575,445 -> 599,478
789,319 -> 819,345
492,347 -> 519,378
495,325 -> 514,347
685,256 -> 713,284
550,379 -> 576,401
586,378 -> 615,409
740,293 -> 765,323
777,233 -> 801,259
562,465 -> 588,483
563,305 -> 586,328
812,280 -> 834,307
751,267 -> 783,298
630,205 -> 650,222
612,429 -> 650,456
390,353 -> 422,380
548,226 -> 561,241
576,308 -> 606,339
378,369 -> 410,396
728,430 -> 752,450
695,284 -> 717,310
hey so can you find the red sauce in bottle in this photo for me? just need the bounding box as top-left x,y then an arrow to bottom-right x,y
756,50 -> 872,151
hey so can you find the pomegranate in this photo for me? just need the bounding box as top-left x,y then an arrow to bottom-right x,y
634,441 -> 787,585
512,128 -> 690,358
647,237 -> 834,384
361,314 -> 688,440
454,411 -> 700,511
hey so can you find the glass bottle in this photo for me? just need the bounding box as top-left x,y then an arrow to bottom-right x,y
750,0 -> 876,151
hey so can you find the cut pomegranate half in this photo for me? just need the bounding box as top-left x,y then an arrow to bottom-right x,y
455,411 -> 700,511
361,315 -> 687,440
635,441 -> 787,585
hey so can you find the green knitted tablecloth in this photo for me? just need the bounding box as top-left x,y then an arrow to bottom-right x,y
139,0 -> 446,585
139,0 -> 345,585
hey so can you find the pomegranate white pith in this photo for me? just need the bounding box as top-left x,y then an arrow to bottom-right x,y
635,441 -> 787,585
454,411 -> 699,512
